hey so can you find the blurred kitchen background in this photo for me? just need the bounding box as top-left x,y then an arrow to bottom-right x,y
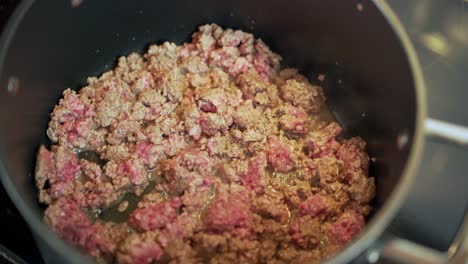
384,0 -> 468,252
0,0 -> 467,263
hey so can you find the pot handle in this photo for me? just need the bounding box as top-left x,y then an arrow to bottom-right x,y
376,118 -> 468,264
379,216 -> 467,264
424,118 -> 468,146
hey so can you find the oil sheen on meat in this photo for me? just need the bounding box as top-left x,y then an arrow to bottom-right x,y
35,24 -> 376,264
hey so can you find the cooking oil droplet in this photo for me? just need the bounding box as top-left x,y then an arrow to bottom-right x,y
282,206 -> 291,228
71,0 -> 83,8
92,208 -> 102,218
397,132 -> 409,150
118,201 -> 129,212
7,76 -> 19,95
317,74 -> 325,82
367,249 -> 380,263
356,3 -> 364,12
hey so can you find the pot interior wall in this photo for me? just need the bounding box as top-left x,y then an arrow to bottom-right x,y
0,0 -> 415,251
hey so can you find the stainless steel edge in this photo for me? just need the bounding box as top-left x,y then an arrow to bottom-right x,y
326,0 -> 429,263
369,0 -> 468,263
379,191 -> 467,264
423,117 -> 468,264
379,118 -> 468,263
447,210 -> 468,264
380,237 -> 447,264
425,118 -> 468,146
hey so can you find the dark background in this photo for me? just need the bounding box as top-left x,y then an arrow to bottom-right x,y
0,0 -> 466,263
0,2 -> 44,263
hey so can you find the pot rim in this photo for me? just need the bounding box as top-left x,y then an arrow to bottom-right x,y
0,1 -> 96,262
0,0 -> 427,263
326,1 -> 427,262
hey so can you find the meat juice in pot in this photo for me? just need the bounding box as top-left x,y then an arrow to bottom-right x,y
34,24 -> 376,263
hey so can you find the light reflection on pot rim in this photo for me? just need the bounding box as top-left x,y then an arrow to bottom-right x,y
323,0 -> 428,263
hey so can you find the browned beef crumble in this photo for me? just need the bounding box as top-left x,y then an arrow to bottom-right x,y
35,24 -> 375,264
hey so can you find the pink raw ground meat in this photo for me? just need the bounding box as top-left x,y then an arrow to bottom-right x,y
204,193 -> 253,235
129,198 -> 182,231
266,136 -> 295,172
326,210 -> 365,245
35,24 -> 375,264
299,194 -> 328,217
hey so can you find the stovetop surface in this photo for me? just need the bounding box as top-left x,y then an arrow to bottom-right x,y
0,0 -> 467,263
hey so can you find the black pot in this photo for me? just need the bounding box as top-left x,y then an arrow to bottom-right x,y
0,0 -> 466,263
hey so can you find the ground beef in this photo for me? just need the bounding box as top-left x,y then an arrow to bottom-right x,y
266,136 -> 296,172
116,232 -> 163,264
279,79 -> 325,113
35,24 -> 375,263
44,198 -> 121,262
204,193 -> 253,235
289,215 -> 321,249
128,198 -> 182,232
324,210 -> 365,245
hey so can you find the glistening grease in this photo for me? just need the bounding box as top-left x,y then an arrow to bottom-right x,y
35,24 -> 375,264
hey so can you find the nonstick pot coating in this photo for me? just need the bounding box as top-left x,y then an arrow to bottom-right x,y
0,0 -> 424,263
